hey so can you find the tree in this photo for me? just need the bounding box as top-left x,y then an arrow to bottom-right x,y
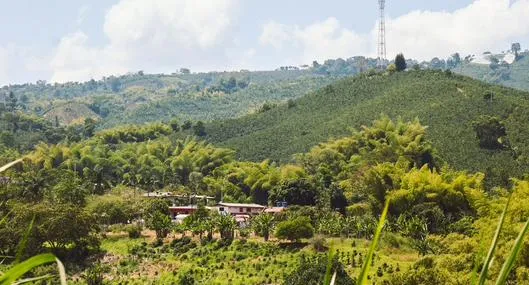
193,121 -> 206,137
83,118 -> 96,138
399,216 -> 432,256
252,213 -> 275,241
180,68 -> 191,74
145,199 -> 172,239
109,77 -> 121,93
512,42 -> 521,58
447,53 -> 461,69
472,115 -> 508,150
2,202 -> 99,260
6,91 -> 17,112
395,53 -> 407,72
214,213 -> 237,241
148,212 -> 172,239
182,120 -> 192,130
169,119 -> 180,132
387,64 -> 397,73
183,205 -> 210,238
275,217 -> 314,242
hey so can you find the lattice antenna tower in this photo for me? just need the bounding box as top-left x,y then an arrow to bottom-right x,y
377,0 -> 387,69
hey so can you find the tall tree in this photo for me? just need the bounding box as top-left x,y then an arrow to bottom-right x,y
395,53 -> 407,72
512,42 -> 521,58
252,213 -> 275,241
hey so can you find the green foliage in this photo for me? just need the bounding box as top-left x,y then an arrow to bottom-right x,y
125,224 -> 143,239
0,254 -> 66,285
145,199 -> 171,239
193,121 -> 206,137
472,115 -> 509,150
182,205 -> 211,238
214,213 -> 237,241
395,54 -> 407,72
357,199 -> 390,285
85,263 -> 105,285
206,70 -> 529,187
284,254 -> 355,285
275,217 -> 314,242
85,192 -> 142,225
252,213 -> 275,241
96,123 -> 172,144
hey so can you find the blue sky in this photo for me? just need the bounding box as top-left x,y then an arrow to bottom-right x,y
0,0 -> 527,84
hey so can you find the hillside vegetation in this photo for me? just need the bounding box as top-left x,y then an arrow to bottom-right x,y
206,70 -> 529,187
454,51 -> 529,91
2,70 -> 339,128
3,116 -> 529,284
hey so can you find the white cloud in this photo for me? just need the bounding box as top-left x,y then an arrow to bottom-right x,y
260,0 -> 529,62
0,44 -> 49,85
50,31 -> 128,82
259,22 -> 290,49
50,0 -> 239,82
386,0 -> 529,60
259,18 -> 369,63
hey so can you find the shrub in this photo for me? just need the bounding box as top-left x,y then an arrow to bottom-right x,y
275,217 -> 314,242
310,235 -> 328,252
85,263 -> 106,285
125,224 -> 143,239
284,254 -> 354,285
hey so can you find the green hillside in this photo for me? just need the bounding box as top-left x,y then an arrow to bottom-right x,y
3,70 -> 340,130
43,102 -> 100,125
453,52 -> 529,90
206,70 -> 529,187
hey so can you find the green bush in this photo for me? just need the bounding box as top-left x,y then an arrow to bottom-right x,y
125,224 -> 143,239
275,217 -> 314,242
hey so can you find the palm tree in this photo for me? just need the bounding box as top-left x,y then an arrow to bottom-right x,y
252,213 -> 275,241
214,213 -> 237,241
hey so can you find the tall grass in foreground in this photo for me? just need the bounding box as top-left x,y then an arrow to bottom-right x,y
0,208 -> 67,284
0,254 -> 66,285
356,199 -> 390,285
475,193 -> 529,285
327,199 -> 390,285
328,192 -> 529,285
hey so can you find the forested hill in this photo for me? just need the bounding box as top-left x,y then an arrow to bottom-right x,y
453,51 -> 529,91
205,70 -> 529,187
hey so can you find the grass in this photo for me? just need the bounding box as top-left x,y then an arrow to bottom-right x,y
100,235 -> 148,256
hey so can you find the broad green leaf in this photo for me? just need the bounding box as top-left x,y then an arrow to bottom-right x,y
0,254 -> 56,285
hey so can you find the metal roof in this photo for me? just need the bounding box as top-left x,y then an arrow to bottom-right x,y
217,202 -> 266,208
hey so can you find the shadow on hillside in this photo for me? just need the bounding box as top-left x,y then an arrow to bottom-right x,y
277,242 -> 308,251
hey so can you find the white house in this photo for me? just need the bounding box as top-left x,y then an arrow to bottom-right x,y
216,202 -> 266,216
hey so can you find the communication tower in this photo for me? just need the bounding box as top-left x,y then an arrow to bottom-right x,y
377,0 -> 387,69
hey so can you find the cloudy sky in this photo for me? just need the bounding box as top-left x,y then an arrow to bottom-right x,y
0,0 -> 528,85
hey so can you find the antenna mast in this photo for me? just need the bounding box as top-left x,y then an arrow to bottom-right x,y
377,0 -> 387,69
